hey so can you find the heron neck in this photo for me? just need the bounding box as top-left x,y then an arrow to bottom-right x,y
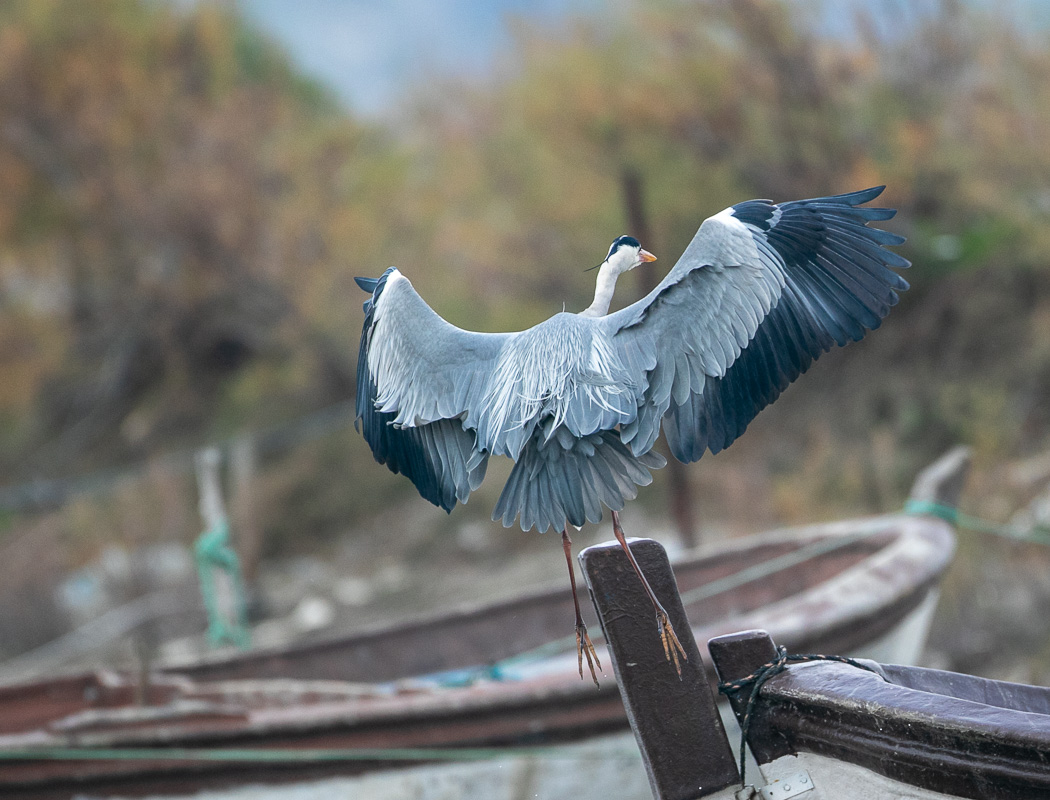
581,264 -> 621,317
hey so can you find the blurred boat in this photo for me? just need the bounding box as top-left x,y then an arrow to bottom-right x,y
0,451 -> 965,799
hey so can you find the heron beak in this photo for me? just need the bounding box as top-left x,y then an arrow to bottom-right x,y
639,249 -> 657,263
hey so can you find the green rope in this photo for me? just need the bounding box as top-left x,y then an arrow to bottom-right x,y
678,530 -> 873,607
488,634 -> 586,677
905,499 -> 1050,545
472,501 -> 1050,683
447,500 -> 1050,683
194,519 -> 251,648
434,503 -> 1049,685
0,745 -> 640,764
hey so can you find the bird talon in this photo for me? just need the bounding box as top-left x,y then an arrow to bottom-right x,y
656,608 -> 687,678
576,621 -> 602,686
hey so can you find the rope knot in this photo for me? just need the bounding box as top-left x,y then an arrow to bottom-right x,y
717,648 -> 881,787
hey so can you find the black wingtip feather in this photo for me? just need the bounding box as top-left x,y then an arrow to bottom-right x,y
355,276 -> 379,293
819,185 -> 886,205
355,266 -> 459,513
669,185 -> 909,464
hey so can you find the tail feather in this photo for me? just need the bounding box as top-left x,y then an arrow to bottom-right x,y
494,428 -> 665,533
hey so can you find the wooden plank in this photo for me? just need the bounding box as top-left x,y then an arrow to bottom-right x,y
579,538 -> 739,800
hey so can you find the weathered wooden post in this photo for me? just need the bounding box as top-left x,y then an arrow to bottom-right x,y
230,434 -> 261,584
907,445 -> 972,511
193,447 -> 250,648
580,538 -> 739,800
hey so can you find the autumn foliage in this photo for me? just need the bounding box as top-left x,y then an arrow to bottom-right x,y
1,0 -> 1049,552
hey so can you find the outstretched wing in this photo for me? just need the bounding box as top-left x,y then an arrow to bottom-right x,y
356,268 -> 510,511
602,186 -> 909,462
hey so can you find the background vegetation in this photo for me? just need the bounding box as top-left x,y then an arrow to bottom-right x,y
1,0 -> 1050,681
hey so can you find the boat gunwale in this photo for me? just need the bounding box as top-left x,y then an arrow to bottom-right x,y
741,658 -> 1050,799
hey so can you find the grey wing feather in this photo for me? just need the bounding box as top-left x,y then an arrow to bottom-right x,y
356,267 -> 507,511
604,186 -> 909,462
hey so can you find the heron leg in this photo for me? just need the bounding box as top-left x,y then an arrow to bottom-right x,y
610,510 -> 688,677
561,528 -> 601,686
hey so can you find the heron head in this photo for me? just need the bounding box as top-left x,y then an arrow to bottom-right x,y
588,235 -> 656,274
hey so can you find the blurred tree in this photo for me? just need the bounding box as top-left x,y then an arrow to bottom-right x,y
2,0 -> 1050,554
398,0 -> 1050,527
0,0 -> 408,480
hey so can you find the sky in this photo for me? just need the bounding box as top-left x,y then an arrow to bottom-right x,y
237,0 -> 602,115
235,0 -> 1050,117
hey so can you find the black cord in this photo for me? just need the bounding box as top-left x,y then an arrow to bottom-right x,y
717,646 -> 882,787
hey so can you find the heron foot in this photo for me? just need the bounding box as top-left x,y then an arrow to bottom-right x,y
576,620 -> 602,687
655,605 -> 688,678
560,528 -> 602,686
610,510 -> 689,678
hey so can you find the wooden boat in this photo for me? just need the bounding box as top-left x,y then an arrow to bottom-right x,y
580,521 -> 1050,800
0,452 -> 965,799
709,629 -> 1050,800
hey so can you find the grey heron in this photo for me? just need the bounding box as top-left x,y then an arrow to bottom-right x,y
355,186 -> 909,684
